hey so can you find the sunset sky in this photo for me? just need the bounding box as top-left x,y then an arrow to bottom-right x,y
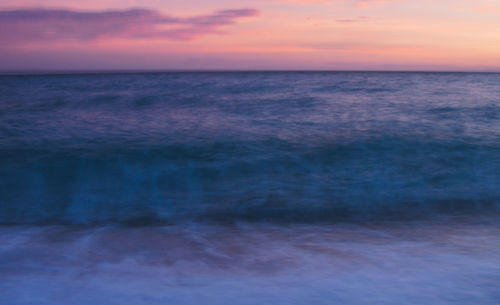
1,0 -> 500,71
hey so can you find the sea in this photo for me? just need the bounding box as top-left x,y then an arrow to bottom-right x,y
1,72 -> 499,304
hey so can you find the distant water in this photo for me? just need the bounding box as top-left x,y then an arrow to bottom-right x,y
0,72 -> 499,224
1,72 -> 500,305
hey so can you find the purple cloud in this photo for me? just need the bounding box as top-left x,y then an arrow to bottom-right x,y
0,8 -> 260,43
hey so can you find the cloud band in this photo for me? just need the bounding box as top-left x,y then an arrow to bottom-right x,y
0,8 -> 260,43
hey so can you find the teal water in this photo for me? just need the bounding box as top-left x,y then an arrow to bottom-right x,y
1,72 -> 499,224
1,72 -> 500,304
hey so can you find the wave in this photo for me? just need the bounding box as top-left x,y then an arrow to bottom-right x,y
1,137 -> 498,225
1,72 -> 500,225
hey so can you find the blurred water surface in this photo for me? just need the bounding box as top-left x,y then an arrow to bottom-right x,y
1,72 -> 499,304
1,72 -> 499,224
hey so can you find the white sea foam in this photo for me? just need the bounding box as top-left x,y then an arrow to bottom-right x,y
1,217 -> 499,304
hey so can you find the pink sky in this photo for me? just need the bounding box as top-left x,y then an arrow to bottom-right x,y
1,0 -> 499,71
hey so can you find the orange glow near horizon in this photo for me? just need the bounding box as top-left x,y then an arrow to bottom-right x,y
1,0 -> 500,71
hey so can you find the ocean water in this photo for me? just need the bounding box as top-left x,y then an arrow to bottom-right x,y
1,71 -> 499,224
1,72 -> 499,304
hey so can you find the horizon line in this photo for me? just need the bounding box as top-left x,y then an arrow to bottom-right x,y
1,69 -> 500,76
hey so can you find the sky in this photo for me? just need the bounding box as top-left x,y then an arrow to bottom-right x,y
0,0 -> 499,71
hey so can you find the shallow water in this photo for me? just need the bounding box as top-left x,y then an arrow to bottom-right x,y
1,217 -> 499,305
